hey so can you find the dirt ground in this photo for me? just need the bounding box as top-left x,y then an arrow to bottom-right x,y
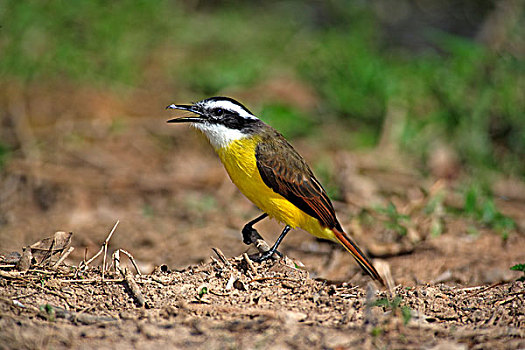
0,256 -> 524,350
1,86 -> 524,349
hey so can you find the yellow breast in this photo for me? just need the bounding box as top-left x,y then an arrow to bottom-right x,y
215,137 -> 333,240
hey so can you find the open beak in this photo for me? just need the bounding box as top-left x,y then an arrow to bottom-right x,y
166,104 -> 204,123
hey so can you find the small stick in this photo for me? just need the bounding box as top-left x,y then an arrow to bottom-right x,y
113,249 -> 121,272
10,291 -> 39,300
59,278 -> 125,283
496,295 -> 518,306
249,276 -> 300,283
209,289 -> 232,297
118,249 -> 142,275
0,270 -> 23,278
27,268 -> 59,275
113,246 -> 147,307
84,220 -> 119,267
243,253 -> 257,275
460,281 -> 505,300
119,267 -> 148,308
459,286 -> 485,292
102,220 -> 119,280
212,248 -> 231,268
209,256 -> 221,267
53,246 -> 75,268
112,249 -> 141,275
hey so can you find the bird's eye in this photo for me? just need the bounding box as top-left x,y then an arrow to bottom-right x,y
216,108 -> 224,115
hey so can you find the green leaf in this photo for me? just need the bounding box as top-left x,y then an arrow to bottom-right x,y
371,327 -> 383,337
510,264 -> 525,272
198,286 -> 208,297
464,187 -> 478,214
0,143 -> 10,169
481,199 -> 496,224
401,306 -> 412,325
372,298 -> 390,307
39,304 -> 56,322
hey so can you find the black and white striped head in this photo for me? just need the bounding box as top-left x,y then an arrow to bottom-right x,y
167,97 -> 263,149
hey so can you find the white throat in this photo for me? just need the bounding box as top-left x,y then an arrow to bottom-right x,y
193,123 -> 247,150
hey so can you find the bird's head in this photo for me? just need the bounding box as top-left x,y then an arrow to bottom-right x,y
166,96 -> 262,149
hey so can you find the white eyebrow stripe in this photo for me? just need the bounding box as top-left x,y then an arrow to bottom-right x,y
202,100 -> 259,120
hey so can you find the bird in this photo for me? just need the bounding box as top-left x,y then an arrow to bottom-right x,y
166,96 -> 384,285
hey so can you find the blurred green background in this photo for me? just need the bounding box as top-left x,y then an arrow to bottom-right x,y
1,0 -> 524,178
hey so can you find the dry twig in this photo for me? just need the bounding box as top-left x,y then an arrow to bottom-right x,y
82,220 -> 119,270
119,267 -> 148,308
114,249 -> 142,275
112,248 -> 147,307
0,264 -> 16,269
59,278 -> 124,284
212,247 -> 231,268
53,246 -> 75,268
209,289 -> 232,297
460,281 -> 505,300
249,276 -> 301,284
243,253 -> 257,275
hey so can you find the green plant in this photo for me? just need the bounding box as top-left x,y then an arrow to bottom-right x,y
375,202 -> 410,236
0,142 -> 10,169
510,264 -> 525,282
373,295 -> 412,325
260,103 -> 315,139
142,204 -> 154,218
2,1 -> 523,179
0,1 -> 176,85
299,10 -> 388,146
370,326 -> 383,337
39,303 -> 56,322
198,286 -> 208,297
396,32 -> 524,176
462,184 -> 515,239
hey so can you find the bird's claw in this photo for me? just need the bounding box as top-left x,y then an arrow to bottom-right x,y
251,249 -> 282,263
241,226 -> 257,245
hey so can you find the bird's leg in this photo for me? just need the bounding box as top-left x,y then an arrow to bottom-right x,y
241,213 -> 268,245
252,225 -> 291,262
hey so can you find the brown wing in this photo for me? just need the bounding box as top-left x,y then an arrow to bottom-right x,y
255,131 -> 342,230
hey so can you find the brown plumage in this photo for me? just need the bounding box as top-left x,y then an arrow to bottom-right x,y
256,129 -> 384,285
256,130 -> 341,231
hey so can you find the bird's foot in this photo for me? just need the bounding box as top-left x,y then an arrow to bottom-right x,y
251,249 -> 283,263
241,225 -> 258,245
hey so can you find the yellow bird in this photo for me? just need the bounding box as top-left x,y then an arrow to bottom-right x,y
167,97 -> 384,285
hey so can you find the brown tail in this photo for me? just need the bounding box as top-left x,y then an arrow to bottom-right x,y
332,228 -> 385,286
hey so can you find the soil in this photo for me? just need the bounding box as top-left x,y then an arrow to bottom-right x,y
0,86 -> 524,349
